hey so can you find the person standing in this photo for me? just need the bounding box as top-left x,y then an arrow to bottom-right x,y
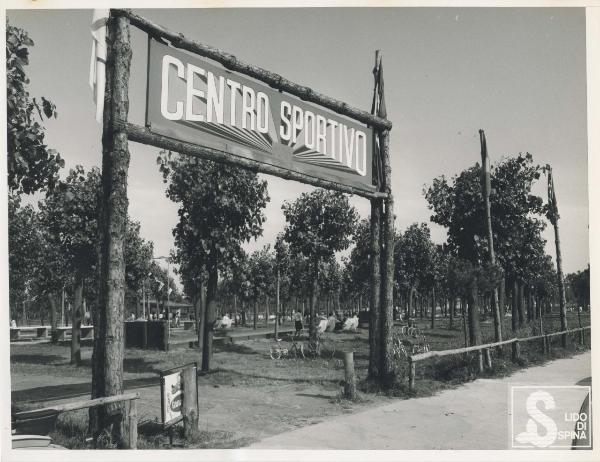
293,310 -> 303,336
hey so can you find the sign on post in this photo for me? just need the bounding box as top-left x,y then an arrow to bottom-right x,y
159,362 -> 198,427
146,39 -> 374,191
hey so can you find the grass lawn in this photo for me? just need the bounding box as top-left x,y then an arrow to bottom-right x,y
10,313 -> 590,449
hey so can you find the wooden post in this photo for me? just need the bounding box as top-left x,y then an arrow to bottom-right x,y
368,198 -> 382,379
408,357 -> 416,392
484,348 -> 492,369
477,350 -> 484,373
92,11 -> 132,444
182,366 -> 199,438
479,130 -> 502,343
343,352 -> 356,400
547,167 -> 567,347
379,129 -> 395,388
125,398 -> 137,449
511,340 -> 521,362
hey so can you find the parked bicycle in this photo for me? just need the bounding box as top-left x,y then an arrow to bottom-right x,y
306,332 -> 336,359
269,332 -> 305,360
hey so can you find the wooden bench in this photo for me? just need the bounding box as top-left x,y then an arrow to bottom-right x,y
10,326 -> 51,341
13,392 -> 140,449
54,325 -> 94,341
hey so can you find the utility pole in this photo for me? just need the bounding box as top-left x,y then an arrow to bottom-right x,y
546,165 -> 567,345
479,130 -> 502,342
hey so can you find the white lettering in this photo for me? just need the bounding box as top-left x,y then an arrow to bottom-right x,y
226,79 -> 241,126
160,55 -> 184,121
185,64 -> 206,122
292,105 -> 304,143
256,92 -> 269,133
280,102 -> 292,141
355,131 -> 367,176
304,110 -> 316,149
242,86 -> 256,130
206,71 -> 224,124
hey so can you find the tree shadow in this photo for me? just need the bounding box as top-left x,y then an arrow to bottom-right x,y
295,392 -> 334,400
11,354 -> 66,366
11,376 -> 160,404
208,367 -> 339,385
214,343 -> 260,356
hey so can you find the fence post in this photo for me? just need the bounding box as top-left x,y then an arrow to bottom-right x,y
408,357 -> 416,392
511,340 -> 521,362
477,350 -> 484,373
580,327 -> 585,346
484,348 -> 492,369
343,352 -> 356,400
125,398 -> 137,449
182,365 -> 199,438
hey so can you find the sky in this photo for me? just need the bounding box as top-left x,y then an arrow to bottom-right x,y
8,7 -> 589,284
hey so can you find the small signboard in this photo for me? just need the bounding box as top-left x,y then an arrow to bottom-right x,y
159,362 -> 197,427
146,39 -> 374,191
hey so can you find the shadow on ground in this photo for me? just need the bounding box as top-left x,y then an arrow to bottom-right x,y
12,376 -> 160,404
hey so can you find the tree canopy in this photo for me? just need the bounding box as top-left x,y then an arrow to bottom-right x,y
7,23 -> 63,195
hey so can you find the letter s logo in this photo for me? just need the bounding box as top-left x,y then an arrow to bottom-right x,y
515,390 -> 558,447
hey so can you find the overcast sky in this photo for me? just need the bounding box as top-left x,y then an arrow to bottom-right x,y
9,7 -> 589,283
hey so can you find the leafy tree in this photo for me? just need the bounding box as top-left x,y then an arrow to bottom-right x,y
345,218 -> 372,306
247,246 -> 275,328
159,153 -> 269,371
7,23 -> 63,194
566,266 -> 590,311
274,233 -> 291,330
8,194 -> 43,323
394,223 -> 437,320
124,221 -> 154,316
282,189 -> 357,341
425,153 -> 548,334
39,166 -> 100,364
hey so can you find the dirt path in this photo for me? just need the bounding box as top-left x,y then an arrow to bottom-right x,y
248,351 -> 591,450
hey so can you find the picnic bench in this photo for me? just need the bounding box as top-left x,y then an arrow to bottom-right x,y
10,326 -> 51,341
53,325 -> 94,341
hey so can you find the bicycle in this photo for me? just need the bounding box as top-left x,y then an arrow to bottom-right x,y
269,332 -> 305,360
306,332 -> 336,359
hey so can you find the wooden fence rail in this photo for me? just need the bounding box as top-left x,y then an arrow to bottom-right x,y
13,392 -> 140,449
408,326 -> 591,392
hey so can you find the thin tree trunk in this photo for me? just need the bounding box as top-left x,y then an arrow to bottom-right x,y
48,293 -> 58,344
265,296 -> 269,327
275,268 -> 280,338
461,297 -> 469,347
512,280 -> 519,332
430,287 -> 436,329
517,282 -> 525,327
468,278 -> 481,346
499,275 -> 506,321
71,276 -> 83,365
202,254 -> 218,372
253,300 -> 258,330
309,261 -> 319,343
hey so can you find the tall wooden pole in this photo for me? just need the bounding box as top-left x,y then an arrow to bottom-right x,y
91,11 -> 132,446
547,166 -> 567,344
368,198 -> 382,379
479,130 -> 502,342
380,129 -> 395,387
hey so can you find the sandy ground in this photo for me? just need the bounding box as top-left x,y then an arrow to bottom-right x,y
249,351 -> 591,449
